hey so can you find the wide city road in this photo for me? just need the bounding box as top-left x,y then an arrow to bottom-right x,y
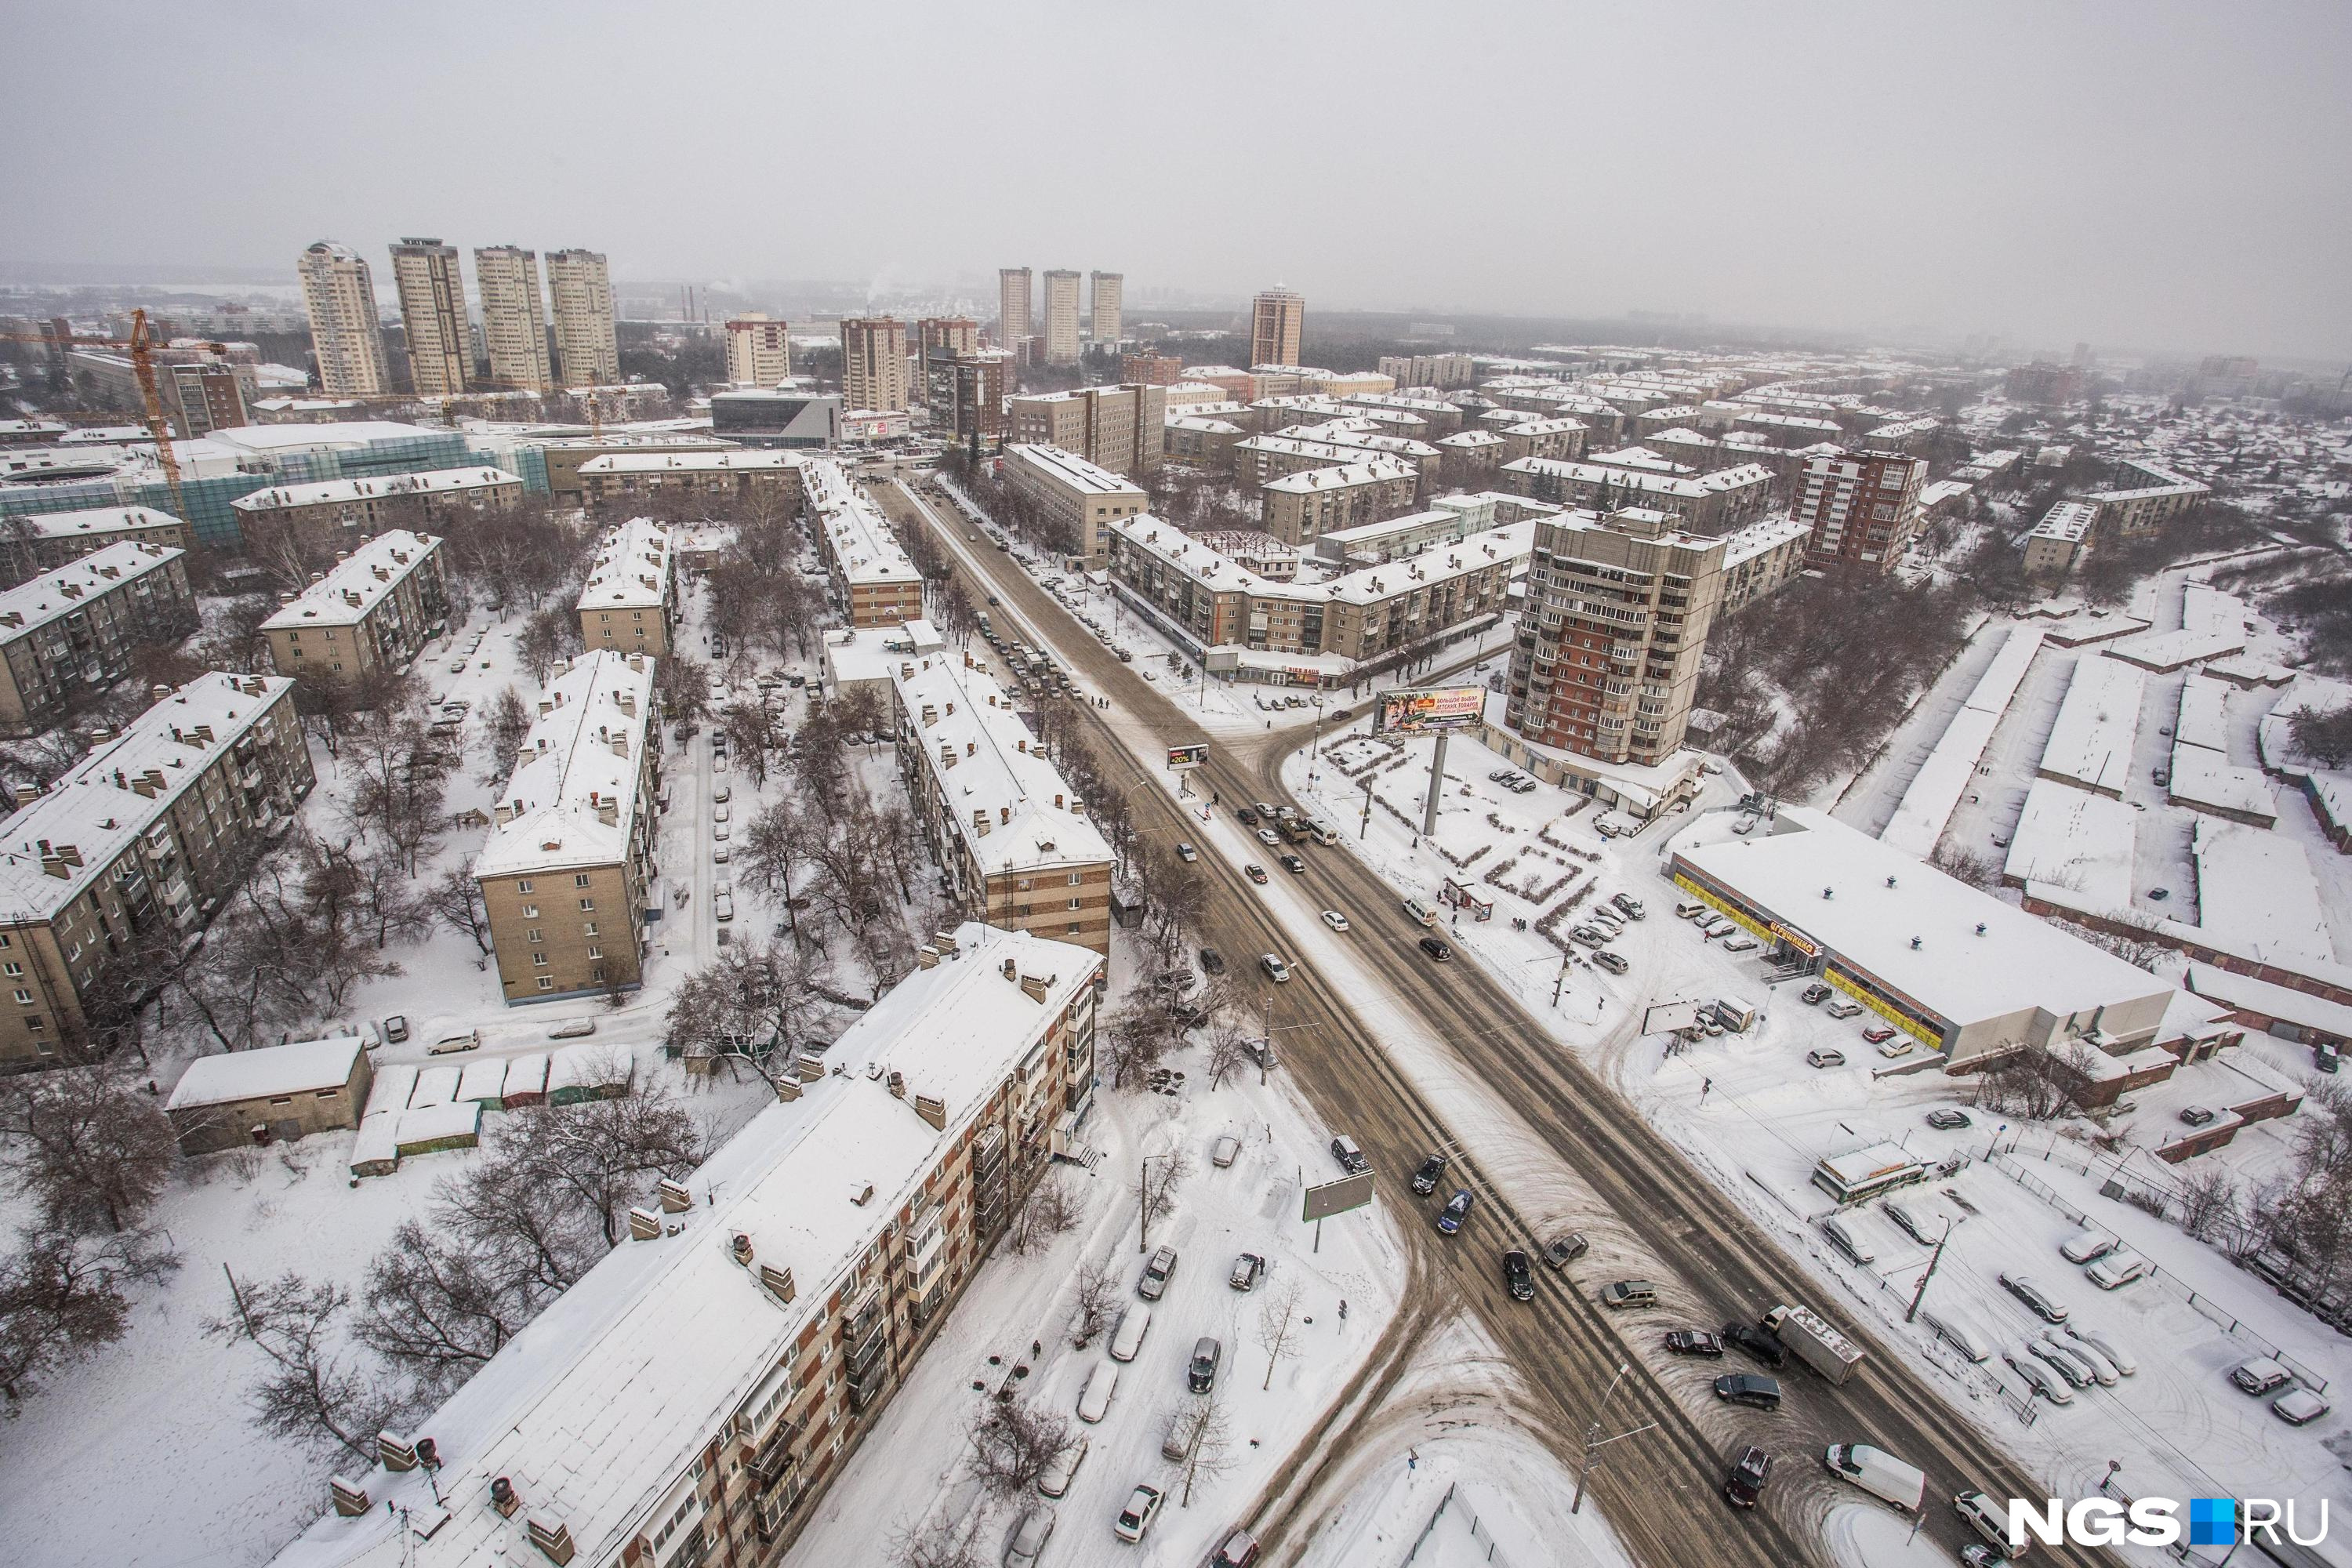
879,476 -> 2100,1568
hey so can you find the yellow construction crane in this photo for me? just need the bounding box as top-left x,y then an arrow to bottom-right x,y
125,309 -> 190,520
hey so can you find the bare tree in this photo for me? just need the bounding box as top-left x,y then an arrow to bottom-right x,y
1101,1000 -> 1182,1090
653,656 -> 713,731
1004,1174 -> 1083,1256
500,1075 -> 704,1247
1139,1145 -> 1195,1244
352,1219 -> 518,1399
425,864 -> 493,956
1169,1389 -> 1236,1505
2176,1165 -> 2245,1247
719,699 -> 774,786
516,604 -> 583,684
1068,1259 -> 1116,1348
0,1068 -> 178,1235
1203,1008 -> 1254,1091
1254,1277 -> 1306,1391
663,940 -> 839,1072
887,1515 -> 985,1568
209,1271 -> 422,1465
964,1398 -> 1076,1501
476,685 -> 534,786
0,1225 -> 178,1403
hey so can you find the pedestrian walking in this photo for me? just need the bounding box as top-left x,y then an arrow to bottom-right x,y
1339,1298 -> 1348,1321
1700,1076 -> 1713,1104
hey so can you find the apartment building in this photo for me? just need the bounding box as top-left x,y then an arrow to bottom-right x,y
263,920 -> 1096,1568
11,506 -> 190,569
1231,434 -> 1369,487
893,655 -> 1114,959
1000,444 -> 1148,564
1715,514 -> 1811,611
577,450 -> 804,516
1106,515 -> 1528,673
804,459 -> 924,627
546,249 -> 619,387
1163,414 -> 1245,467
1791,448 -> 1927,570
0,673 -> 312,1068
1500,418 -> 1588,464
230,466 -> 521,554
387,238 -> 471,397
997,267 -> 1033,344
296,241 -> 390,397
2088,459 -> 2209,536
576,518 -> 676,658
1040,270 -> 1082,365
476,650 -> 659,1004
474,246 -> 554,393
0,543 -> 198,733
927,348 -> 1013,446
840,317 -> 910,412
166,361 -> 251,438
726,314 -> 793,387
1251,289 -> 1305,368
1504,506 -> 1728,767
916,317 -> 978,365
1089,271 -> 1123,343
1377,351 -> 1475,390
262,531 -> 449,691
2023,499 -> 2099,575
1503,456 -> 1775,535
1122,351 -> 1183,385
1260,456 -> 1419,546
1006,383 -> 1166,477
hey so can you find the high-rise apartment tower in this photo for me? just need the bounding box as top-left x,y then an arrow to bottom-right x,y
840,316 -> 910,412
1089,271 -> 1123,344
387,238 -> 471,397
296,241 -> 390,397
546,249 -> 619,387
1250,288 -> 1305,368
474,245 -> 553,392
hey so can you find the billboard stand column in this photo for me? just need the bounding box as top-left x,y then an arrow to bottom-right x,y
1422,732 -> 1448,838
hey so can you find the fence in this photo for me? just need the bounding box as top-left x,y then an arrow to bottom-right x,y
1401,1480 -> 1517,1568
1983,1150 -> 2329,1392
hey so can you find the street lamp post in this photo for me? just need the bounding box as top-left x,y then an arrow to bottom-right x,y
1570,1362 -> 1655,1515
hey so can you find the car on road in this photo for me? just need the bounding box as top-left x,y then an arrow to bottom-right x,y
1602,1279 -> 1658,1310
1713,1374 -> 1782,1410
1112,1484 -> 1164,1544
1724,1446 -> 1772,1508
1592,949 -> 1629,975
1860,1024 -> 1897,1045
1254,827 -> 1281,848
1722,1322 -> 1788,1368
1330,1135 -> 1370,1174
1806,1047 -> 1845,1068
1501,1249 -> 1534,1301
1418,935 -> 1453,963
1925,1109 -> 1972,1131
1436,1189 -> 1475,1236
1998,1272 -> 2069,1323
1175,842 -> 1199,862
1244,863 -> 1269,884
1278,853 -> 1306,874
1665,1330 -> 1724,1357
1236,807 -> 1259,826
1200,947 -> 1226,975
1210,1528 -> 1261,1568
1320,909 -> 1351,932
1801,983 -> 1834,1005
1411,1152 -> 1449,1196
1228,1253 -> 1265,1291
1211,1135 -> 1240,1169
1138,1247 -> 1178,1301
1544,1233 -> 1588,1269
1006,1505 -> 1055,1568
1259,953 -> 1290,982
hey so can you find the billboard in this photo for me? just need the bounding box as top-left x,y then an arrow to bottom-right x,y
1371,686 -> 1485,736
1642,1000 -> 1706,1036
1301,1171 -> 1374,1222
1167,743 -> 1210,770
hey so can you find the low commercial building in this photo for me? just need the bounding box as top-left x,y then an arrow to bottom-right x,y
165,1036 -> 374,1155
892,655 -> 1115,959
709,389 -> 844,449
0,542 -> 198,732
1260,456 -> 1419,546
2088,459 -> 2209,536
1502,456 -> 1773,535
230,467 -> 521,554
1000,443 -> 1147,564
577,449 -> 806,516
1007,383 -> 1166,477
575,518 -> 676,659
1672,807 -> 2181,1069
2023,500 -> 2098,575
262,530 -> 449,693
476,651 -> 659,1004
262,920 -> 1098,1568
804,459 -> 924,627
9,505 -> 191,568
0,673 -> 312,1069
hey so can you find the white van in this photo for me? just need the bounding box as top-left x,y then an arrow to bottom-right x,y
1109,1305 -> 1151,1363
1076,1361 -> 1118,1424
1036,1434 -> 1087,1498
1824,1443 -> 1926,1512
1918,1305 -> 1991,1364
1403,897 -> 1439,928
1954,1490 -> 2027,1555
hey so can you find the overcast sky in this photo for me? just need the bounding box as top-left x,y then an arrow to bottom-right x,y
5,2 -> 2348,361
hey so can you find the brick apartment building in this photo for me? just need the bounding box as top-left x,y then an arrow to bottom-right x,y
230,468 -> 521,556
9,505 -> 191,572
576,450 -> 806,517
1007,383 -> 1166,477
0,542 -> 198,733
262,530 -> 448,693
575,518 -> 677,658
1791,448 -> 1928,570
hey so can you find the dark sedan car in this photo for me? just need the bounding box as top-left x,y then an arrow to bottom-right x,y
1722,1322 -> 1788,1369
1418,935 -> 1453,963
1200,947 -> 1226,975
1410,1152 -> 1450,1196
1723,1446 -> 1772,1508
1664,1330 -> 1725,1357
1501,1249 -> 1534,1302
1436,1189 -> 1475,1236
1278,853 -> 1306,875
1712,1374 -> 1782,1410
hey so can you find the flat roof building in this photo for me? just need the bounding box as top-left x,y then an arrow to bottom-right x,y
0,541 -> 198,733
262,530 -> 449,693
7,505 -> 190,569
546,249 -> 619,388
1503,455 -> 1773,535
575,518 -> 676,658
1791,449 -> 1927,571
725,314 -> 793,387
475,245 -> 554,394
2088,459 -> 2209,536
804,459 -> 924,627
296,242 -> 389,398
165,1035 -> 374,1155
1000,443 -> 1148,565
577,449 -> 805,517
231,466 -> 521,555
1007,384 -> 1165,479
1260,456 -> 1420,546
2023,499 -> 2099,575
387,238 -> 472,399
840,317 -> 909,413
1251,289 -> 1305,369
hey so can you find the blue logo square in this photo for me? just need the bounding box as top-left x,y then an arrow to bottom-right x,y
2189,1498 -> 2238,1546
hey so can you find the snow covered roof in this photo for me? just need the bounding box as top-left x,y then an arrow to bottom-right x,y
1261,456 -> 1417,494
1681,807 -> 2174,1032
2037,655 -> 2143,795
2028,500 -> 2098,543
231,467 -> 518,514
893,657 -> 1113,877
260,531 -> 441,631
266,922 -> 1098,1568
1111,516 -> 1530,609
822,619 -> 946,688
2002,777 -> 2139,909
575,518 -> 671,614
165,1036 -> 364,1110
1718,515 -> 1811,569
2186,962 -> 2352,1041
0,673 -> 292,920
2191,818 -> 2334,967
474,652 -> 655,880
0,541 -> 184,647
575,449 -> 800,475
1501,456 -> 1767,500
206,422 -> 444,455
17,504 -> 184,541
803,458 -> 917,588
1001,442 -> 1145,499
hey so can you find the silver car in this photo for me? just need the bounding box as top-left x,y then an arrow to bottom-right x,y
1006,1504 -> 1055,1567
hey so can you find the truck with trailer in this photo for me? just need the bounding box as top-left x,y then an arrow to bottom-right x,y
1763,1303 -> 1864,1385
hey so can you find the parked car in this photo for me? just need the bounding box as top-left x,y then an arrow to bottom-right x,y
429,1029 -> 481,1055
1665,1330 -> 1725,1357
1501,1249 -> 1534,1301
1077,1362 -> 1120,1423
1999,1272 -> 2069,1323
1825,999 -> 1863,1019
1722,1322 -> 1788,1368
2230,1358 -> 2293,1396
1612,893 -> 1646,920
1593,950 -> 1630,975
1138,1247 -> 1178,1301
1877,1037 -> 1915,1060
1925,1109 -> 1972,1131
1418,935 -> 1454,963
2025,1338 -> 2092,1389
1884,1198 -> 1943,1246
1713,1374 -> 1782,1410
2005,1350 -> 2075,1406
1802,983 -> 1834,1005
1188,1337 -> 1222,1393
1228,1253 -> 1265,1292
1723,1446 -> 1772,1508
1112,1484 -> 1163,1543
381,1014 -> 409,1044
2179,1105 -> 2216,1127
1821,1214 -> 1875,1266
1211,1135 -> 1240,1169
1436,1189 -> 1475,1236
1860,1024 -> 1897,1045
2058,1226 -> 2118,1265
1037,1435 -> 1087,1497
1200,947 -> 1226,975
1006,1505 -> 1055,1568
2273,1388 -> 2332,1425
2085,1251 -> 2150,1290
1806,1048 -> 1846,1069
548,1018 -> 597,1040
1722,935 -> 1759,953
1410,1152 -> 1449,1196
1329,1135 -> 1370,1174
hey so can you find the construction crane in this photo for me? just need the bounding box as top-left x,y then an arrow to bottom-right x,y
125,309 -> 189,520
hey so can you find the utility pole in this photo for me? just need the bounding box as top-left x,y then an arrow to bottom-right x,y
1570,1363 -> 1655,1514
1359,776 -> 1373,839
1552,949 -> 1570,1007
1905,1218 -> 1958,1323
1421,731 -> 1449,838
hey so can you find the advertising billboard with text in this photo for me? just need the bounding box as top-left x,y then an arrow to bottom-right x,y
1371,686 -> 1485,736
1167,743 -> 1210,770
